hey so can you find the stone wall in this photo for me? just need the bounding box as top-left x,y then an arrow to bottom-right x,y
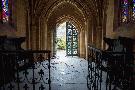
106,0 -> 114,38
106,0 -> 135,51
16,0 -> 27,37
0,0 -> 27,49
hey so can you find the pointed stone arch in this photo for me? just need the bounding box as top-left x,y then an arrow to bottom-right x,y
54,15 -> 82,57
44,0 -> 88,57
56,15 -> 83,32
33,0 -> 107,58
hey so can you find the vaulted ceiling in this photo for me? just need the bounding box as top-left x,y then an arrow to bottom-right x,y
32,0 -> 97,18
26,0 -> 107,30
29,0 -> 107,18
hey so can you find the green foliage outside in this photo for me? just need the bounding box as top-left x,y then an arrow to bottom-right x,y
56,38 -> 66,50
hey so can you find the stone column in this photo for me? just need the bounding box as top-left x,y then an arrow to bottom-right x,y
36,19 -> 40,50
85,18 -> 93,59
47,28 -> 52,51
80,29 -> 85,58
85,20 -> 88,60
31,25 -> 37,50
39,19 -> 43,50
52,27 -> 57,57
88,19 -> 93,45
42,21 -> 48,50
26,9 -> 31,49
96,26 -> 102,49
91,17 -> 97,47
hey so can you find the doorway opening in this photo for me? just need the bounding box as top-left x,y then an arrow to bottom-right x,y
56,22 -> 66,57
56,22 -> 78,57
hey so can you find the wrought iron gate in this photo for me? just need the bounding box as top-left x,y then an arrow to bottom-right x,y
87,46 -> 135,90
66,22 -> 78,56
0,50 -> 51,90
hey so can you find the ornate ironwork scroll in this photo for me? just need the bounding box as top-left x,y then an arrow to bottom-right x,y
0,50 -> 51,90
66,22 -> 78,56
87,46 -> 103,90
87,46 -> 135,90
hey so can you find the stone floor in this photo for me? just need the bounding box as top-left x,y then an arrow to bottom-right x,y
51,50 -> 88,90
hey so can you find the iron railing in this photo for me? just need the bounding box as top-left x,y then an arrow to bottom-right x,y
0,50 -> 51,90
1,48 -> 134,90
87,46 -> 135,90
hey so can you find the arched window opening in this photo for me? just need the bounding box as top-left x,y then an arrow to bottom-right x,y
119,0 -> 135,23
0,0 -> 13,24
2,0 -> 9,22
